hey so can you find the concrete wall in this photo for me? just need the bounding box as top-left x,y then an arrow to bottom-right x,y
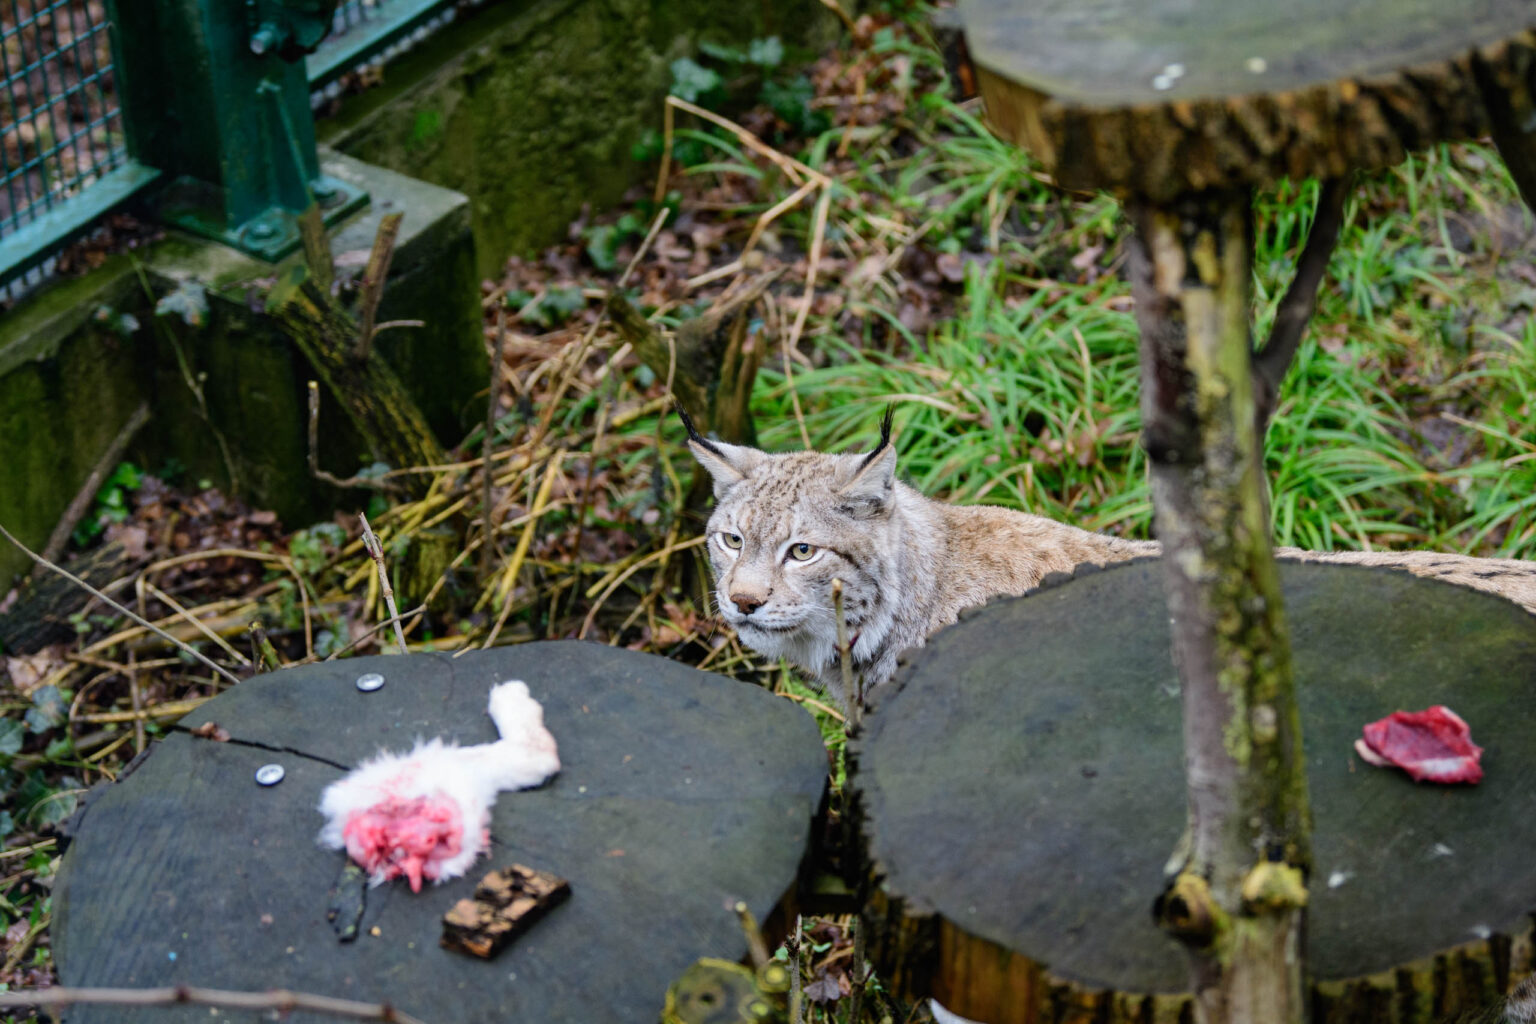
0,156 -> 485,587
320,0 -> 846,276
0,0 -> 845,590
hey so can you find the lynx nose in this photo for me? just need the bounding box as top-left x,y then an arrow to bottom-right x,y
730,592 -> 766,616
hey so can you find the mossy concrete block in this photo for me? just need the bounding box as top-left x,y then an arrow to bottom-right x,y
319,0 -> 846,276
0,268 -> 147,589
0,154 -> 485,590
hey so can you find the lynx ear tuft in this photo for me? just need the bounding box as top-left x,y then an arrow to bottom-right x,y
836,407 -> 897,518
677,403 -> 762,498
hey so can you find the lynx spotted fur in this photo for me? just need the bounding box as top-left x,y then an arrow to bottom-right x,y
685,411 -> 1536,710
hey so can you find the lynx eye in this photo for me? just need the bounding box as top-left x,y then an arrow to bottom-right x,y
720,532 -> 743,550
787,542 -> 817,561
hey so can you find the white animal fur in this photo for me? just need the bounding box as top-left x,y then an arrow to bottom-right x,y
316,679 -> 560,887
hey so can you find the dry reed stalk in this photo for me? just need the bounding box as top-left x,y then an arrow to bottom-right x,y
481,457 -> 563,649
0,521 -> 242,687
359,512 -> 409,655
74,698 -> 210,724
139,580 -> 251,667
578,535 -> 706,639
781,186 -> 833,450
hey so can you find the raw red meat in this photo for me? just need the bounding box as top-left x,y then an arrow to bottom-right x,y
1354,705 -> 1484,784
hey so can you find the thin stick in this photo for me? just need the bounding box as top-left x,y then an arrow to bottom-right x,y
248,620 -> 283,671
482,457 -> 562,650
127,646 -> 145,753
832,577 -> 857,728
816,0 -> 857,34
43,401 -> 150,563
848,913 -> 868,1024
481,306 -> 509,583
787,913 -> 805,1024
355,211 -> 404,362
0,984 -> 429,1024
315,604 -> 426,663
142,580 -> 252,667
1252,177 -> 1349,430
733,900 -> 772,970
783,186 -> 832,450
75,698 -> 210,724
578,536 -> 707,639
0,520 -> 242,687
654,94 -> 676,205
359,513 -> 409,655
308,381 -> 394,491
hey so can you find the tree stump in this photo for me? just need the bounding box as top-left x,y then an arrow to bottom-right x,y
854,561 -> 1536,1024
957,3 -> 1536,1014
961,0 -> 1536,202
52,642 -> 829,1023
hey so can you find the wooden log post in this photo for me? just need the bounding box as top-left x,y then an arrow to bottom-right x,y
1126,191 -> 1311,1024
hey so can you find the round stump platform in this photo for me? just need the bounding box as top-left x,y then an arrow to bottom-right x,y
854,560 -> 1536,1024
52,642 -> 829,1023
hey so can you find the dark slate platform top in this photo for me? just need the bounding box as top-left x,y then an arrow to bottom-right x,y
856,560 -> 1536,993
960,0 -> 1536,104
53,641 -> 828,1023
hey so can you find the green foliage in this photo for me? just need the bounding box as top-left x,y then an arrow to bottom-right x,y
508,285 -> 588,328
91,304 -> 139,338
761,75 -> 829,136
583,210 -> 650,271
0,720 -> 22,757
289,521 -> 346,578
71,460 -> 143,547
154,278 -> 210,328
669,56 -> 724,106
24,687 -> 66,734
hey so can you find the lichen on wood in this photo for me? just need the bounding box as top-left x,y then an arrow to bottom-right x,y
1127,190 -> 1310,1024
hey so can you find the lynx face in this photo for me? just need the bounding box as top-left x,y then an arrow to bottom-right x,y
687,427 -> 899,684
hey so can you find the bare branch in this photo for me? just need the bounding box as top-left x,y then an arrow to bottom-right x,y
1252,177 -> 1349,430
360,512 -> 409,656
355,212 -> 405,362
0,520 -> 242,687
43,402 -> 151,563
0,983 -> 428,1024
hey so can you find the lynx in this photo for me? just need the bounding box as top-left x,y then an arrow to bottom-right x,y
684,410 -> 1536,710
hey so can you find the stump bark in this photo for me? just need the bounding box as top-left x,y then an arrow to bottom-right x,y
52,643 -> 829,1023
853,560 -> 1536,1024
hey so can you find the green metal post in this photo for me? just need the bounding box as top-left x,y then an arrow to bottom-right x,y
104,0 -> 367,261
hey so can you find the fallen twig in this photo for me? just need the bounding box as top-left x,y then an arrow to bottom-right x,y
43,402 -> 151,564
360,512 -> 409,655
0,984 -> 429,1024
355,211 -> 405,362
0,520 -> 242,687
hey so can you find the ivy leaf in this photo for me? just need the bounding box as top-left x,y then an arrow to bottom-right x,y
155,278 -> 210,328
670,57 -> 722,105
697,40 -> 746,64
25,686 -> 66,734
747,36 -> 784,68
584,224 -> 621,272
0,719 -> 23,757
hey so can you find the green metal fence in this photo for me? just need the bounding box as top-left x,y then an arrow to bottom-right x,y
0,0 -> 464,294
0,0 -> 159,289
310,0 -> 466,89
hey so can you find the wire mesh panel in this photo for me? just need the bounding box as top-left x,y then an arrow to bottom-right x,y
0,0 -> 125,239
309,0 -> 468,91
